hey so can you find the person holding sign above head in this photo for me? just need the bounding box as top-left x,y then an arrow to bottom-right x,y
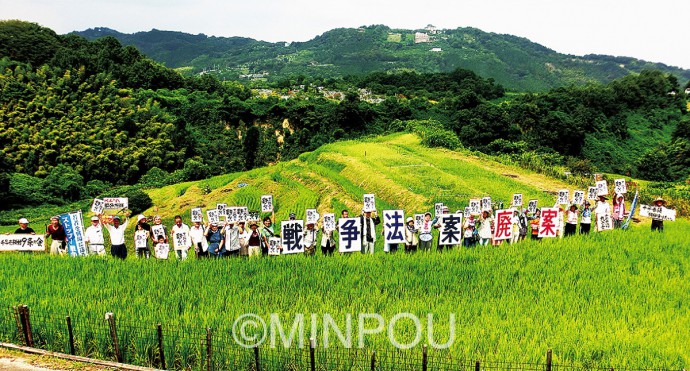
651,197 -> 666,232
403,217 -> 418,253
360,210 -> 380,254
84,216 -> 105,256
418,212 -> 437,251
580,201 -> 592,234
13,218 -> 35,234
205,222 -> 225,258
45,216 -> 67,255
612,194 -> 626,229
104,213 -> 130,259
190,220 -> 209,258
171,215 -> 192,260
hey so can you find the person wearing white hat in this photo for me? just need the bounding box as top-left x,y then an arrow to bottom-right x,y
651,197 -> 667,232
612,193 -> 626,229
84,215 -> 106,256
594,195 -> 611,232
14,218 -> 35,234
403,217 -> 418,253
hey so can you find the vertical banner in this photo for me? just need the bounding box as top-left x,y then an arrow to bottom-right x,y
414,214 -> 424,230
614,179 -> 627,195
434,203 -> 444,218
191,207 -> 203,223
268,237 -> 281,256
557,190 -> 570,205
323,214 -> 336,232
512,194 -> 523,207
538,207 -> 559,238
363,194 -> 376,213
383,210 -> 405,244
527,199 -> 538,214
261,195 -> 274,213
621,191 -> 639,230
469,199 -> 481,215
338,218 -> 362,253
572,190 -> 585,205
281,220 -> 304,254
207,210 -> 220,224
587,187 -> 599,201
597,212 -> 614,231
306,209 -> 319,225
493,209 -> 513,241
438,213 -> 463,245
91,198 -> 105,214
596,180 -> 608,196
59,210 -> 88,256
481,197 -> 492,211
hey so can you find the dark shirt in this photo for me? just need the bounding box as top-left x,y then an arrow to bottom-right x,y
14,227 -> 35,234
46,224 -> 66,241
138,221 -> 151,232
248,230 -> 261,246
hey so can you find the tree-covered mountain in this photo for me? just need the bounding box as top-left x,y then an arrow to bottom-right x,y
73,25 -> 690,92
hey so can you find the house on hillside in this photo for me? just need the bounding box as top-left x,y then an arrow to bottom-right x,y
430,47 -> 442,52
425,24 -> 438,34
415,32 -> 430,43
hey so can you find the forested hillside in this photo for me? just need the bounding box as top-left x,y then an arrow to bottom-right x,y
2,20 -> 689,212
74,25 -> 690,92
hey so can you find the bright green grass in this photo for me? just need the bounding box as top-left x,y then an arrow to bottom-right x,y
0,221 -> 688,369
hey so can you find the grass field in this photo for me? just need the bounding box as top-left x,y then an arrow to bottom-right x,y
1,132 -> 687,369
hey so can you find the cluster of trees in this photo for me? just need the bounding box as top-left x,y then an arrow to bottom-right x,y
1,21 -> 688,211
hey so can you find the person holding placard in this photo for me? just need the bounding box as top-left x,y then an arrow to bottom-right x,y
418,212 -> 437,251
529,209 -> 541,241
303,222 -> 318,255
151,215 -> 168,244
190,221 -> 209,258
651,197 -> 666,232
104,214 -> 130,259
403,217 -> 418,253
45,216 -> 67,255
237,221 -> 250,256
477,210 -> 494,246
564,205 -> 579,237
260,216 -> 276,256
580,201 -> 592,234
223,220 -> 241,257
594,195 -> 611,232
205,222 -> 224,258
84,216 -> 106,256
360,210 -> 380,254
154,235 -> 170,260
320,223 -> 336,255
612,194 -> 626,229
134,223 -> 151,258
247,221 -> 262,257
462,214 -> 477,247
171,215 -> 192,260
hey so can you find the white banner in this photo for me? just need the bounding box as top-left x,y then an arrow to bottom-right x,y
191,207 -> 203,223
91,198 -> 105,214
363,194 -> 376,213
261,195 -> 274,213
597,212 -> 614,231
414,214 -> 424,230
512,194 -> 523,207
281,220 -> 304,254
103,197 -> 128,210
438,213 -> 463,245
306,209 -> 319,225
338,217 -> 362,253
538,207 -> 559,238
268,237 -> 281,255
0,235 -> 45,251
434,203 -> 444,218
383,210 -> 405,244
469,199 -> 481,215
493,209 -> 513,241
587,187 -> 599,201
527,199 -> 538,214
614,179 -> 627,195
639,205 -> 676,221
481,197 -> 491,211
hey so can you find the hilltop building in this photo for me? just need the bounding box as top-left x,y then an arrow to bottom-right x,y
414,32 -> 430,43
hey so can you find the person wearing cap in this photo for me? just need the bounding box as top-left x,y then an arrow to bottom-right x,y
223,220 -> 240,257
612,194 -> 626,229
136,214 -> 151,237
418,212 -> 437,251
45,216 -> 67,255
288,213 -> 296,220
303,222 -> 318,255
360,210 -> 380,254
580,201 -> 593,234
171,215 -> 192,260
84,216 -> 106,256
594,195 -> 611,232
651,197 -> 667,232
247,221 -> 262,257
564,204 -> 579,237
237,221 -> 250,256
403,217 -> 418,253
205,222 -> 224,258
104,212 -> 130,259
260,216 -> 276,256
13,218 -> 35,234
190,220 -> 209,258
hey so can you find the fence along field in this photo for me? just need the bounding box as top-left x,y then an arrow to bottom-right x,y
0,132 -> 688,369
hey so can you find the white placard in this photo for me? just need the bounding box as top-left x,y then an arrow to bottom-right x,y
91,198 -> 105,214
493,209 -> 514,241
573,190 -> 585,205
268,237 -> 281,255
383,210 -> 406,244
0,235 -> 45,251
103,197 -> 128,210
191,207 -> 203,223
639,205 -> 676,221
538,207 -> 560,238
438,213 -> 463,245
261,195 -> 274,213
414,214 -> 424,230
154,243 -> 170,259
151,225 -> 166,240
512,194 -> 523,207
323,213 -> 336,232
338,217 -> 362,253
614,179 -> 627,195
434,203 -> 444,218
469,199 -> 481,215
281,220 -> 304,254
306,209 -> 319,225
135,230 -> 148,249
363,194 -> 376,213
481,197 -> 491,211
557,190 -> 570,205
587,187 -> 598,201
597,212 -> 614,231
207,210 -> 220,224
596,180 -> 608,196
527,199 -> 538,214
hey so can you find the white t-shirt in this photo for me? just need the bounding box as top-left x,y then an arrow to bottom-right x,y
189,225 -> 208,252
105,219 -> 129,245
84,224 -> 104,245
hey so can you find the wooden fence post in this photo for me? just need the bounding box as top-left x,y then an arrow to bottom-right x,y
157,323 -> 166,370
370,350 -> 376,371
19,305 -> 34,347
105,313 -> 122,363
422,344 -> 428,371
475,360 -> 481,371
66,316 -> 75,355
546,349 -> 553,371
206,327 -> 212,371
254,345 -> 260,371
309,338 -> 316,371
13,306 -> 23,346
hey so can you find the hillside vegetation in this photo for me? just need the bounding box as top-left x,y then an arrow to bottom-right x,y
74,25 -> 690,92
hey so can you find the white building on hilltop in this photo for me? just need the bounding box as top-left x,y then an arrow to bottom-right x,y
415,32 -> 430,43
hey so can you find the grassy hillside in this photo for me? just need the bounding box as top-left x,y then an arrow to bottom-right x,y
74,26 -> 690,91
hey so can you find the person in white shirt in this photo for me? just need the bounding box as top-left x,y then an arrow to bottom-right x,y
594,195 -> 611,231
84,215 -> 106,256
303,222 -> 318,255
104,213 -> 129,259
189,221 -> 208,258
170,215 -> 191,260
223,221 -> 241,257
564,204 -> 579,237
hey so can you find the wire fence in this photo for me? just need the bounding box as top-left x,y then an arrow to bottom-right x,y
1,304 -> 685,371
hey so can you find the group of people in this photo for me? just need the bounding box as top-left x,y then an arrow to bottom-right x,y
9,194 -> 669,259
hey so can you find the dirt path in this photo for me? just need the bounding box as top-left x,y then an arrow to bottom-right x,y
0,357 -> 63,370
